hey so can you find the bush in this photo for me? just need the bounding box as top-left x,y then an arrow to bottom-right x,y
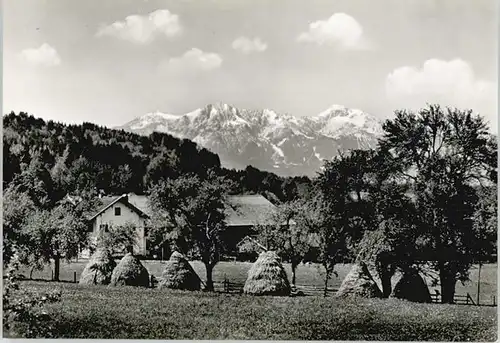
3,254 -> 61,338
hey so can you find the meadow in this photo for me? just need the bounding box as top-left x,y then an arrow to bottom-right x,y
15,280 -> 498,340
20,260 -> 498,304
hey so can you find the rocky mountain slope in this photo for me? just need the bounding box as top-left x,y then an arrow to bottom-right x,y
117,103 -> 384,176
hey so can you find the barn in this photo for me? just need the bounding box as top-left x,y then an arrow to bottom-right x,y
221,194 -> 279,257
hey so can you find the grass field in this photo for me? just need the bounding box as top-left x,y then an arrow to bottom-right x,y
19,260 -> 498,304
14,280 -> 498,340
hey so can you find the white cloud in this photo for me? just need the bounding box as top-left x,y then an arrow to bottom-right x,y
386,58 -> 497,131
20,43 -> 61,67
232,36 -> 268,54
297,13 -> 370,50
160,48 -> 223,75
96,9 -> 181,44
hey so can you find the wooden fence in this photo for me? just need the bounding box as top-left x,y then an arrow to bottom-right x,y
218,277 -> 337,296
430,292 -> 497,306
219,277 -> 497,305
40,270 -> 496,306
294,284 -> 337,297
221,279 -> 244,294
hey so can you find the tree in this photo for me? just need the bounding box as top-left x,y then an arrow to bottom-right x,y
3,185 -> 36,266
316,151 -> 378,249
66,156 -> 98,193
296,193 -> 347,296
149,172 -> 232,291
256,200 -> 312,285
22,204 -> 88,282
10,153 -> 54,209
355,165 -> 418,297
378,105 -> 497,303
96,222 -> 139,254
3,136 -> 22,187
472,185 -> 498,260
143,150 -> 179,189
355,215 -> 424,297
50,146 -> 71,201
471,184 -> 497,303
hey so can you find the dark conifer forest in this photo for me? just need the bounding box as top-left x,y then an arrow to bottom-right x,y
2,111 -> 312,205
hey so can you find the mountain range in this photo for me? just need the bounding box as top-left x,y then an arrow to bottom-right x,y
117,103 -> 385,176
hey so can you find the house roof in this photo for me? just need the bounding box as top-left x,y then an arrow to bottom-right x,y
225,194 -> 277,226
127,193 -> 150,216
89,194 -> 149,221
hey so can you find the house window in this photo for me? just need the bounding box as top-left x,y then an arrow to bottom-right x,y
115,207 -> 121,216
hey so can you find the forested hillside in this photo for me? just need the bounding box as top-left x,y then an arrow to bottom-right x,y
2,112 -> 311,206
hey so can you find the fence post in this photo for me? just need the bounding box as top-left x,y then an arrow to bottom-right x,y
476,262 -> 482,306
51,270 -> 53,281
74,271 -> 77,283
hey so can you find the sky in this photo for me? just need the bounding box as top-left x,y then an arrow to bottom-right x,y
3,0 -> 498,132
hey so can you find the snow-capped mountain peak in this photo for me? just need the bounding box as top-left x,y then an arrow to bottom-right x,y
117,103 -> 384,176
310,105 -> 384,138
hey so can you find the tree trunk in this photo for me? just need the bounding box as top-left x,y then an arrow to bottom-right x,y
54,255 -> 61,282
439,263 -> 456,304
376,253 -> 394,298
323,265 -> 330,297
380,266 -> 392,298
291,262 -> 297,286
324,272 -> 330,297
205,263 -> 214,292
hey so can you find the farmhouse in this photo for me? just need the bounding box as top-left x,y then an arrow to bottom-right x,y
85,193 -> 150,256
82,193 -> 280,259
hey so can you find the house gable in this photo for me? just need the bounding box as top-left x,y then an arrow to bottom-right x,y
88,196 -> 148,256
89,194 -> 149,222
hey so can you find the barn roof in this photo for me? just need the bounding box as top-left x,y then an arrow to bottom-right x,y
225,194 -> 278,226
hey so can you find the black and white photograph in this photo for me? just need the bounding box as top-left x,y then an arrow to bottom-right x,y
2,0 -> 498,340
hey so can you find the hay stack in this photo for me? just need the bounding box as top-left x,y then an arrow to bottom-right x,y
158,252 -> 201,291
391,270 -> 431,303
109,253 -> 150,287
79,248 -> 116,285
335,261 -> 383,299
243,251 -> 291,296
